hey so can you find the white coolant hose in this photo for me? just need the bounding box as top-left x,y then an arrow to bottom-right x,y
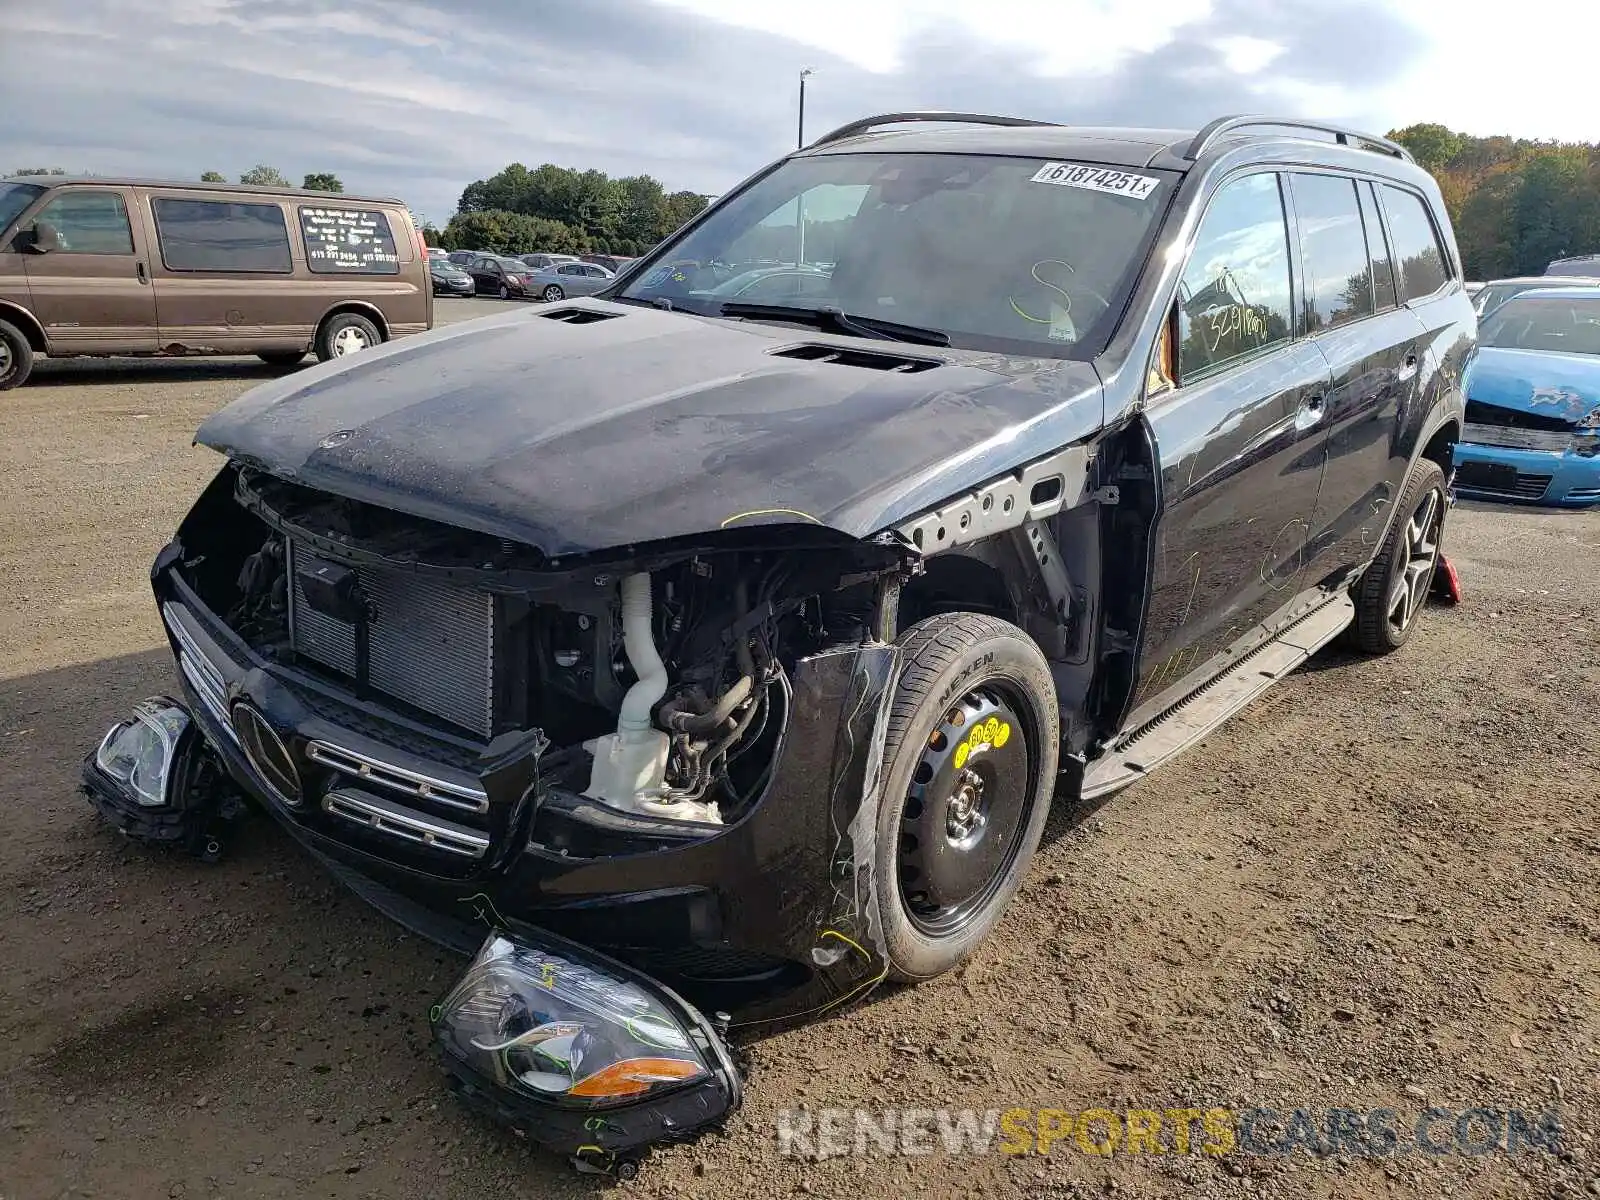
616,571 -> 667,736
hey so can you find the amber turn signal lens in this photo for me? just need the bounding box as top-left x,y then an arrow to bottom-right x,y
567,1057 -> 706,1099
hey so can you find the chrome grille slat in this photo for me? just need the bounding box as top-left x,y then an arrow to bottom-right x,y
321,789 -> 490,859
306,740 -> 488,814
1463,423 -> 1572,454
163,602 -> 239,744
287,540 -> 496,737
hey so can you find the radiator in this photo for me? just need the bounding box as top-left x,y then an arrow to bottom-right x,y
287,539 -> 496,737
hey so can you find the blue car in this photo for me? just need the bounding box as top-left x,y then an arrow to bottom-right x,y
1455,287 -> 1600,506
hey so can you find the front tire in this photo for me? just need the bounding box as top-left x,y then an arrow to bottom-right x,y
0,318 -> 35,390
315,313 -> 381,362
542,284 -> 565,302
498,283 -> 510,300
1348,459 -> 1447,654
872,613 -> 1058,982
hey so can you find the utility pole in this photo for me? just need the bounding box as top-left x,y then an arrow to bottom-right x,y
796,69 -> 813,267
797,68 -> 812,149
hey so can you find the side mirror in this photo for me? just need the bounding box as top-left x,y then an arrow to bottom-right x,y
25,221 -> 60,254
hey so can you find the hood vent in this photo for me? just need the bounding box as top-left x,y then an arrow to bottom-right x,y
539,307 -> 622,325
770,343 -> 943,373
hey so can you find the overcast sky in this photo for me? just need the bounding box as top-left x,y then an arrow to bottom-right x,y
3,0 -> 1597,225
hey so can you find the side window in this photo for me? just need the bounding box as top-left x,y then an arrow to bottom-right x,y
558,263 -> 582,275
34,190 -> 134,254
297,207 -> 399,275
151,199 -> 292,272
1381,185 -> 1451,301
585,264 -> 607,277
1358,182 -> 1398,311
1289,173 -> 1373,332
1176,173 -> 1294,381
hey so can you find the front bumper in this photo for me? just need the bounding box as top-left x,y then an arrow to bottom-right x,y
1453,441 -> 1600,506
146,547 -> 898,1028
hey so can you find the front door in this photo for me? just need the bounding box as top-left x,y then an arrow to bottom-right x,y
1134,170 -> 1331,710
21,186 -> 157,353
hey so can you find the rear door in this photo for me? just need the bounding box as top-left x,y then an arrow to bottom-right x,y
1290,173 -> 1430,590
144,193 -> 300,349
1134,170 -> 1332,707
22,186 -> 157,352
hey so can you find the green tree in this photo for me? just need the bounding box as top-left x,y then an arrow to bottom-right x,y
454,162 -> 703,250
302,172 -> 344,193
200,170 -> 227,182
441,209 -> 588,255
421,224 -> 442,248
239,164 -> 290,187
1389,123 -> 1463,174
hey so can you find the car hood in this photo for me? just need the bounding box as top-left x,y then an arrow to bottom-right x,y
1466,347 -> 1600,428
196,300 -> 1105,556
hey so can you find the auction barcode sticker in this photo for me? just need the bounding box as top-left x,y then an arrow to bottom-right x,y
1030,162 -> 1161,199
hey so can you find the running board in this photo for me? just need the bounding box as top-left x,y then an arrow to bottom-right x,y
1080,594 -> 1355,801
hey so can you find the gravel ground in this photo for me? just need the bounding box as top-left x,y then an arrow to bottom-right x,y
2,300 -> 1596,1200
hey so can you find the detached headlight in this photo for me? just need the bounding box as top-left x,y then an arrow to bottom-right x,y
94,699 -> 191,807
433,933 -> 711,1108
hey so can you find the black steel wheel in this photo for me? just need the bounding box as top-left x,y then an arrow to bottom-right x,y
872,612 -> 1058,981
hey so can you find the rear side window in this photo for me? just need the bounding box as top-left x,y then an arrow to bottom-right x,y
1381,186 -> 1451,300
34,190 -> 134,254
298,207 -> 400,275
1358,182 -> 1399,311
152,198 -> 292,272
1177,172 -> 1294,380
1290,174 -> 1372,332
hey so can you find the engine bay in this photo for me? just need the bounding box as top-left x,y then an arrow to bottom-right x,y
173,465 -> 910,827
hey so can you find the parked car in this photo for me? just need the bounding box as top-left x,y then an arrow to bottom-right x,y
1454,286 -> 1600,506
699,264 -> 833,302
519,252 -> 580,271
463,254 -> 534,299
1473,274 -> 1600,317
85,112 -> 1471,1174
1545,254 -> 1600,278
0,176 -> 431,388
581,253 -> 634,273
525,259 -> 613,301
426,247 -> 450,260
429,258 -> 475,297
446,250 -> 479,266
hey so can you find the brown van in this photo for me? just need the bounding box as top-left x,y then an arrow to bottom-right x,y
0,177 -> 433,389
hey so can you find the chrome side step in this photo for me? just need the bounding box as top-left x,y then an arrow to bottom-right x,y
1080,594 -> 1355,801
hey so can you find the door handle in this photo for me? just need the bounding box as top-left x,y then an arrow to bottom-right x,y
1396,352 -> 1418,382
136,261 -> 148,284
1294,393 -> 1325,431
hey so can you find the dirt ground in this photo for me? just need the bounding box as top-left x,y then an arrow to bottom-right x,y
2,299 -> 1596,1200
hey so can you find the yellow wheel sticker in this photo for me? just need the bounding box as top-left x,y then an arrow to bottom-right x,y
947,719 -> 1012,768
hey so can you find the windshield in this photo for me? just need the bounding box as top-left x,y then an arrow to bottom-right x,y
1479,296 -> 1600,355
0,182 -> 46,232
620,152 -> 1174,358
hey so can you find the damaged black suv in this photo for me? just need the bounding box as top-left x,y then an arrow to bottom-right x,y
86,112 -> 1472,1172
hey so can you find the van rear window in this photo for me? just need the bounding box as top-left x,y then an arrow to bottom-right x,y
298,207 -> 400,275
152,198 -> 292,273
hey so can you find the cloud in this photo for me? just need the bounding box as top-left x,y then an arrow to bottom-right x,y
0,0 -> 1572,228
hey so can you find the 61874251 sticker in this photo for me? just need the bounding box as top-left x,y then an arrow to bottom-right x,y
1029,162 -> 1161,200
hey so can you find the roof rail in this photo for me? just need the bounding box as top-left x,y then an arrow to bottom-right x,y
1185,115 -> 1414,163
807,111 -> 1061,149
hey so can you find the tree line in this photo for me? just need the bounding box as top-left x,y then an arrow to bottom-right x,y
1390,123 -> 1600,279
440,163 -> 709,257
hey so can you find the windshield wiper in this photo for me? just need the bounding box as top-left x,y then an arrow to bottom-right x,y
717,302 -> 951,347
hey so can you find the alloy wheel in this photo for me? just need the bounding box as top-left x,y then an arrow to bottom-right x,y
1387,487 -> 1443,636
